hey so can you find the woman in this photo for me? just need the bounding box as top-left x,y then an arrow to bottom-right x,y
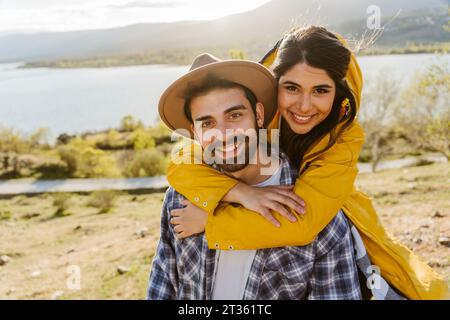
166,26 -> 449,299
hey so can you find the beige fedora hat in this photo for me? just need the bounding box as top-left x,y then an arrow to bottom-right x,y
158,53 -> 277,138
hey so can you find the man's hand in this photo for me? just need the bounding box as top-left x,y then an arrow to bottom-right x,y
170,199 -> 208,240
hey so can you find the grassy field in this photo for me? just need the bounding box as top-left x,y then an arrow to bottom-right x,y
0,163 -> 449,299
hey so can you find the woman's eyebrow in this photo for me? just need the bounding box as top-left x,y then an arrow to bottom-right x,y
282,80 -> 333,89
313,84 -> 333,89
282,80 -> 300,87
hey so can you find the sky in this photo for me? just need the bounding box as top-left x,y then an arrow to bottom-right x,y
0,0 -> 271,34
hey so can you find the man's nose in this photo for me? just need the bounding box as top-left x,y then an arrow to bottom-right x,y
215,122 -> 230,140
203,123 -> 227,144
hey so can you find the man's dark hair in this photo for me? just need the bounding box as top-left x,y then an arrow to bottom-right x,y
183,74 -> 258,123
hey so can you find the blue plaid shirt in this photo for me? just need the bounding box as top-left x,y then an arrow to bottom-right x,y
147,156 -> 362,300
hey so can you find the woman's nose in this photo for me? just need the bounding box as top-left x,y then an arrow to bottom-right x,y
295,95 -> 312,113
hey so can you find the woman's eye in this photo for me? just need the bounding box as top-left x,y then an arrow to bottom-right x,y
285,85 -> 298,92
314,88 -> 329,94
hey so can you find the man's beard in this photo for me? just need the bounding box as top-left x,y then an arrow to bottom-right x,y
215,136 -> 252,173
208,129 -> 259,174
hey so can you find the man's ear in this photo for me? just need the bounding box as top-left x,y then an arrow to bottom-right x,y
255,102 -> 265,128
190,123 -> 199,141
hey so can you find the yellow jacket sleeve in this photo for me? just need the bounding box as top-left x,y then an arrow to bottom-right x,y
205,122 -> 364,249
167,122 -> 365,250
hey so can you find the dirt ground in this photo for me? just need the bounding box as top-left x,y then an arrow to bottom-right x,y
0,162 -> 448,299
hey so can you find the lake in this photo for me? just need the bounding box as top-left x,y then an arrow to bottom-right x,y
0,53 -> 448,140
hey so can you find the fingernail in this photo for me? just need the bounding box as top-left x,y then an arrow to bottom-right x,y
290,216 -> 297,222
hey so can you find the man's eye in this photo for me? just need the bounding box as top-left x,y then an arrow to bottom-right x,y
229,112 -> 242,119
201,121 -> 212,128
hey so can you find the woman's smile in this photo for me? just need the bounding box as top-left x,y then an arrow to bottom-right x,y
288,109 -> 318,124
278,62 -> 336,134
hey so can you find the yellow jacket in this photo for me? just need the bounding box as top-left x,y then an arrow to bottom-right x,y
166,36 -> 449,300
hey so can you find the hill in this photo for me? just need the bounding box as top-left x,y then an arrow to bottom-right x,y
0,0 -> 447,63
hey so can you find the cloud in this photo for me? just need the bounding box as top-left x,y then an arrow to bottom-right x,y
0,2 -> 179,33
0,0 -> 270,33
107,1 -> 183,10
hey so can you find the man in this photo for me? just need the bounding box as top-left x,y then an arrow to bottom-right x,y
147,53 -> 362,300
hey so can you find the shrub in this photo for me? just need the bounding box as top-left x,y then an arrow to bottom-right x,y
156,143 -> 175,157
87,190 -> 117,214
131,129 -> 156,150
35,161 -> 68,179
359,69 -> 400,172
59,145 -> 121,178
123,149 -> 167,178
120,115 -> 144,132
147,121 -> 173,144
0,210 -> 12,220
58,146 -> 79,176
0,126 -> 30,154
395,61 -> 450,159
77,148 -> 121,178
96,129 -> 132,150
52,193 -> 72,217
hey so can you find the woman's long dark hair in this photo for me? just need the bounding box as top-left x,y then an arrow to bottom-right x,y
271,26 -> 357,169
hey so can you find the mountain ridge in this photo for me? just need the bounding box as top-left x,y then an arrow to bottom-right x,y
0,0 -> 447,62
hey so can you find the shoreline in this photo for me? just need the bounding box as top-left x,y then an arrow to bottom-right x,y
11,48 -> 450,70
0,154 -> 447,192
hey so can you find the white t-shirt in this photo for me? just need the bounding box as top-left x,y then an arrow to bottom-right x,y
211,163 -> 283,300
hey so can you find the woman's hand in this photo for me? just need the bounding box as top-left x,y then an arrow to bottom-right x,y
170,199 -> 208,240
223,183 -> 306,227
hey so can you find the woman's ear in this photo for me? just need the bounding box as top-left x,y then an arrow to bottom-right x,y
255,102 -> 265,128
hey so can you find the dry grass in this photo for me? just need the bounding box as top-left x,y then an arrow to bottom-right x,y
0,192 -> 164,299
0,162 -> 448,299
355,162 -> 450,285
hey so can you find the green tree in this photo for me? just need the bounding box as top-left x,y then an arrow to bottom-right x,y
395,61 -> 450,159
229,49 -> 247,60
131,129 -> 156,150
59,142 -> 121,178
29,128 -> 50,148
77,147 -> 121,178
120,115 -> 144,132
123,149 -> 167,177
360,69 -> 400,172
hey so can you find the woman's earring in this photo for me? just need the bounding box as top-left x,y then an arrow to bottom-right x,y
340,98 -> 350,119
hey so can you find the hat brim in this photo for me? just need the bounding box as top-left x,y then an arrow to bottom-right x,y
158,60 -> 277,138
